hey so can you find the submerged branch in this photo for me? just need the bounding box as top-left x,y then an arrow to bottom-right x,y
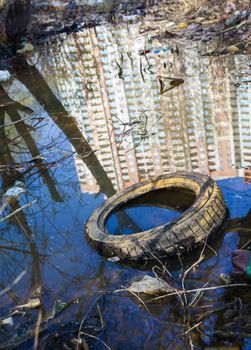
0,199 -> 37,223
0,270 -> 27,298
148,283 -> 250,302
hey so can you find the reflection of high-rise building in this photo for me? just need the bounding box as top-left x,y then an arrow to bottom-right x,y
43,22 -> 251,192
154,45 -> 239,178
234,55 -> 251,181
198,54 -> 237,178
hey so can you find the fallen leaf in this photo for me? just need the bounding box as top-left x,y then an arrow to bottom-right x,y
177,23 -> 188,29
49,299 -> 69,319
17,43 -> 34,55
16,298 -> 40,310
193,17 -> 205,23
227,45 -> 240,53
225,12 -> 241,26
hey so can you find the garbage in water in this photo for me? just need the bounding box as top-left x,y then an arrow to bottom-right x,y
16,298 -> 41,310
0,0 -> 250,348
128,275 -> 172,295
107,256 -> 120,262
86,173 -> 228,260
49,300 -> 68,319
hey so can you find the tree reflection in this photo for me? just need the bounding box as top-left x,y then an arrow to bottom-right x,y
0,56 -> 117,314
0,85 -> 63,202
0,53 -> 250,349
12,57 -> 115,198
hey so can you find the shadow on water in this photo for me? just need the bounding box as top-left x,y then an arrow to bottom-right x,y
0,22 -> 250,349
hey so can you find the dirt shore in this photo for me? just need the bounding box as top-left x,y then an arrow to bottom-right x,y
0,0 -> 250,58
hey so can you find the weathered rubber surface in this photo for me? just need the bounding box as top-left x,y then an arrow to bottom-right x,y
85,172 -> 228,261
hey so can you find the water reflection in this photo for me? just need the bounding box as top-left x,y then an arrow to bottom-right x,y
11,57 -> 115,197
106,187 -> 195,234
38,23 -> 251,192
0,56 -> 117,347
0,20 -> 250,350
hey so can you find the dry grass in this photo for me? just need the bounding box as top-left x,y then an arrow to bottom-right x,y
180,0 -> 207,12
157,0 -> 251,18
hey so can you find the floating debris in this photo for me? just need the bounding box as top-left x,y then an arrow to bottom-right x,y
0,70 -> 10,82
107,256 -> 120,262
220,273 -> 232,285
128,275 -> 172,295
49,298 -> 79,319
0,316 -> 13,327
16,298 -> 41,310
16,43 -> 34,55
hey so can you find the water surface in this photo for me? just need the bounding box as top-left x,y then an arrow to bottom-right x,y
106,187 -> 196,234
0,20 -> 250,349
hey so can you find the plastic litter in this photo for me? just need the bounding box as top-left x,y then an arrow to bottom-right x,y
107,256 -> 120,262
128,275 -> 172,295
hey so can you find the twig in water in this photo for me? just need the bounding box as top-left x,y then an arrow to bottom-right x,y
97,303 -> 105,330
188,282 -> 209,308
120,285 -> 151,313
77,294 -> 103,350
0,200 -> 37,223
181,254 -> 205,299
81,332 -> 111,350
0,270 -> 26,298
115,60 -> 124,80
148,283 -> 249,302
180,234 -> 216,306
33,309 -> 43,350
140,243 -> 172,279
0,112 -> 36,129
140,57 -> 145,82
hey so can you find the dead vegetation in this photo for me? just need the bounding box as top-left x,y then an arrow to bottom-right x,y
142,0 -> 251,55
0,0 -> 250,57
110,238 -> 251,349
148,0 -> 251,19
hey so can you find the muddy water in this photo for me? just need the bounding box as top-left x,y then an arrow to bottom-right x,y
0,20 -> 251,349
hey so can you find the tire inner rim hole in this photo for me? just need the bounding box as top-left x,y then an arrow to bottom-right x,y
105,187 -> 196,235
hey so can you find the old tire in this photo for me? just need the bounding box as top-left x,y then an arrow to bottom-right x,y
85,172 -> 228,261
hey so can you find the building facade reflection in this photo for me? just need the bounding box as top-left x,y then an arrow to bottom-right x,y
43,23 -> 251,191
